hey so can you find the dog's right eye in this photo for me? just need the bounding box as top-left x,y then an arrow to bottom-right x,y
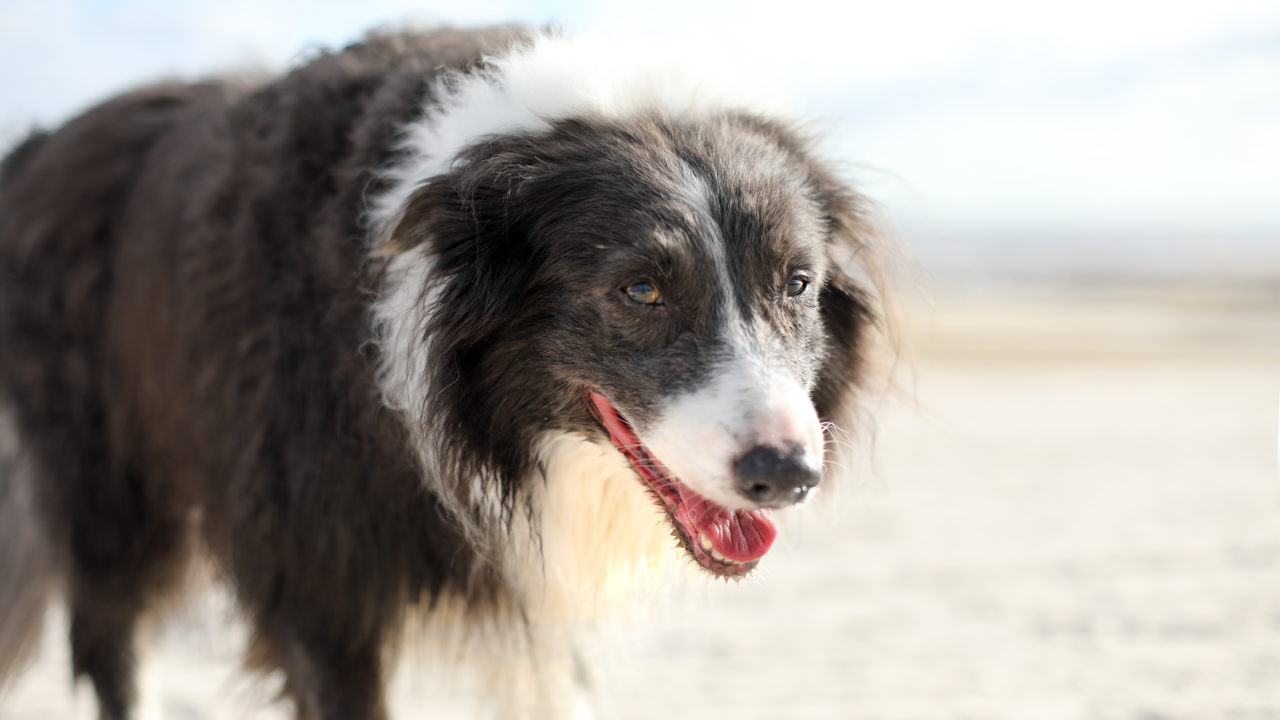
624,281 -> 662,305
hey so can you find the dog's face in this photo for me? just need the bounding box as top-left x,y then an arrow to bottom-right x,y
387,114 -> 876,577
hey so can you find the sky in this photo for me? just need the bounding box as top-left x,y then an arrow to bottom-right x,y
1,0 -> 1277,278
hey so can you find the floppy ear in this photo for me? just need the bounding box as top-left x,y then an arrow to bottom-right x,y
809,169 -> 884,430
376,145 -> 550,512
381,149 -> 545,350
376,185 -> 439,256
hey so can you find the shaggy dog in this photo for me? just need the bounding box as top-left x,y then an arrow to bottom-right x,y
0,26 -> 883,720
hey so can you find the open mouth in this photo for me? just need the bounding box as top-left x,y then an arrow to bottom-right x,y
585,389 -> 778,577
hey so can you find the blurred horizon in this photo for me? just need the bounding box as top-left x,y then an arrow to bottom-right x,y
2,0 -> 1276,281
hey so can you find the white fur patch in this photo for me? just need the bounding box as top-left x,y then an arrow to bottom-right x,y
643,352 -> 824,511
370,245 -> 434,420
367,32 -> 787,240
367,243 -> 482,537
395,432 -> 677,719
512,432 -> 675,620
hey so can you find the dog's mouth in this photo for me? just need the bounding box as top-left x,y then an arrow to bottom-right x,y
585,389 -> 777,577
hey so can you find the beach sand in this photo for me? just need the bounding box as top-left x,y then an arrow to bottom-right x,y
4,285 -> 1279,719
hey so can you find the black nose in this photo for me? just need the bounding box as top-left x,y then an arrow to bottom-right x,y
734,445 -> 822,506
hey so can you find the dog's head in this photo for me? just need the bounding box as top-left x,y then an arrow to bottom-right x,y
378,110 -> 881,577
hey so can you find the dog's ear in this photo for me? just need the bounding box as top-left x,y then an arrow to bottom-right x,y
379,148 -> 545,346
809,168 -> 884,429
377,147 -> 550,502
376,185 -> 439,256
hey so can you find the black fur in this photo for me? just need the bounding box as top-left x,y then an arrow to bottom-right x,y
0,26 -> 881,720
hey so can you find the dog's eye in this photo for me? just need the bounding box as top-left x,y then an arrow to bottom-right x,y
625,281 -> 662,305
785,276 -> 809,297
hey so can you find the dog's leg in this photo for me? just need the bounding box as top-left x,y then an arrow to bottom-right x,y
246,624 -> 387,720
292,637 -> 387,720
238,564 -> 392,718
68,592 -> 140,720
63,464 -> 194,720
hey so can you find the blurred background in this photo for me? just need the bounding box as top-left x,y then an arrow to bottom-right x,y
2,1 -> 1279,719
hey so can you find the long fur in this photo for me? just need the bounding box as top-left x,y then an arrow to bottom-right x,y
0,26 -> 885,720
367,34 -> 784,237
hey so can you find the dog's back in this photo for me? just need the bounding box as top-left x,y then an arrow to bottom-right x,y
0,85 -> 231,708
0,28 -> 528,718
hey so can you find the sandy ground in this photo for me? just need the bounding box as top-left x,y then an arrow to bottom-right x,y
3,285 -> 1279,719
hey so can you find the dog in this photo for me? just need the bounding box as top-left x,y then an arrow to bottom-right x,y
0,25 -> 884,720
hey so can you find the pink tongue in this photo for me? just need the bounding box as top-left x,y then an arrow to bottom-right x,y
586,390 -> 778,564
681,492 -> 777,563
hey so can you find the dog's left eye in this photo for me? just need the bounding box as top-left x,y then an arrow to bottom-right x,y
625,281 -> 662,305
785,276 -> 809,297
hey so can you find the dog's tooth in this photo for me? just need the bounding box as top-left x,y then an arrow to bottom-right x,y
711,548 -> 727,562
699,533 -> 713,552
